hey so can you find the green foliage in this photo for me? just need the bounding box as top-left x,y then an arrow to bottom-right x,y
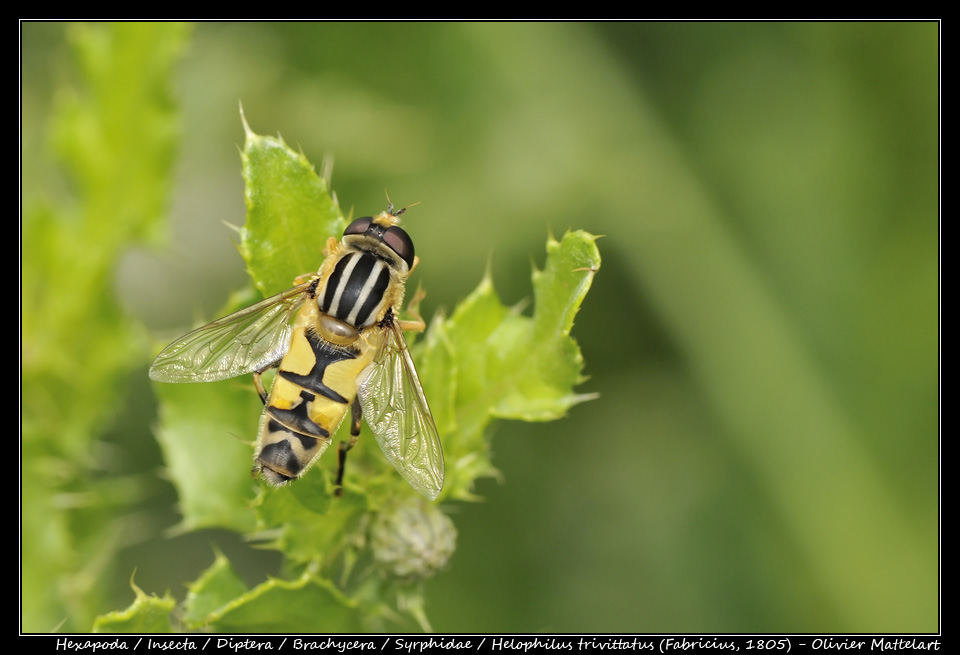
423,232 -> 601,500
183,554 -> 362,632
126,124 -> 598,630
21,22 -> 189,633
153,379 -> 260,534
238,111 -> 346,297
92,582 -> 176,634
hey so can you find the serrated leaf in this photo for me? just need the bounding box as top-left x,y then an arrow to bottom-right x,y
183,552 -> 250,629
201,570 -> 363,633
92,582 -> 176,633
421,231 -> 601,499
493,232 -> 600,419
239,116 -> 346,296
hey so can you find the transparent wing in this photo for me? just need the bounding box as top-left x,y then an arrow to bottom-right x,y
357,319 -> 444,500
149,281 -> 314,383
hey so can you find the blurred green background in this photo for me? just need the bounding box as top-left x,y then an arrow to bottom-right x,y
21,22 -> 938,633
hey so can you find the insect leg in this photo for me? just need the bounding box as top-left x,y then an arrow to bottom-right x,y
323,236 -> 340,257
253,359 -> 283,405
292,272 -> 320,286
350,395 -> 363,437
334,397 -> 363,497
407,255 -> 420,275
396,286 -> 427,333
253,373 -> 269,404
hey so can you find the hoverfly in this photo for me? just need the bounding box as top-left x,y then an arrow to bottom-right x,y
149,206 -> 444,500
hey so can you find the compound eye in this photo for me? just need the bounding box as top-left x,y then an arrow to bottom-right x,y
343,216 -> 373,237
382,226 -> 415,268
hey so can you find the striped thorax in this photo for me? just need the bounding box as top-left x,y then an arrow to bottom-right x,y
316,212 -> 415,335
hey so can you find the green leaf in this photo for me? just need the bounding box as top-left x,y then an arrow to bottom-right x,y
183,552 -> 250,629
495,232 -> 600,418
92,581 -> 176,633
422,231 -> 601,500
154,379 -> 260,534
199,569 -> 363,633
239,112 -> 346,296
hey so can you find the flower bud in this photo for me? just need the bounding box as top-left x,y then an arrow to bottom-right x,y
369,498 -> 457,582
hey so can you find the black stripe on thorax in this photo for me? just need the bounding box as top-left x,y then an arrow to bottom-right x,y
320,252 -> 391,328
353,264 -> 391,327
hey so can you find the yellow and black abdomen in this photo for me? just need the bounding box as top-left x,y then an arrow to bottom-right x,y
254,299 -> 377,485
